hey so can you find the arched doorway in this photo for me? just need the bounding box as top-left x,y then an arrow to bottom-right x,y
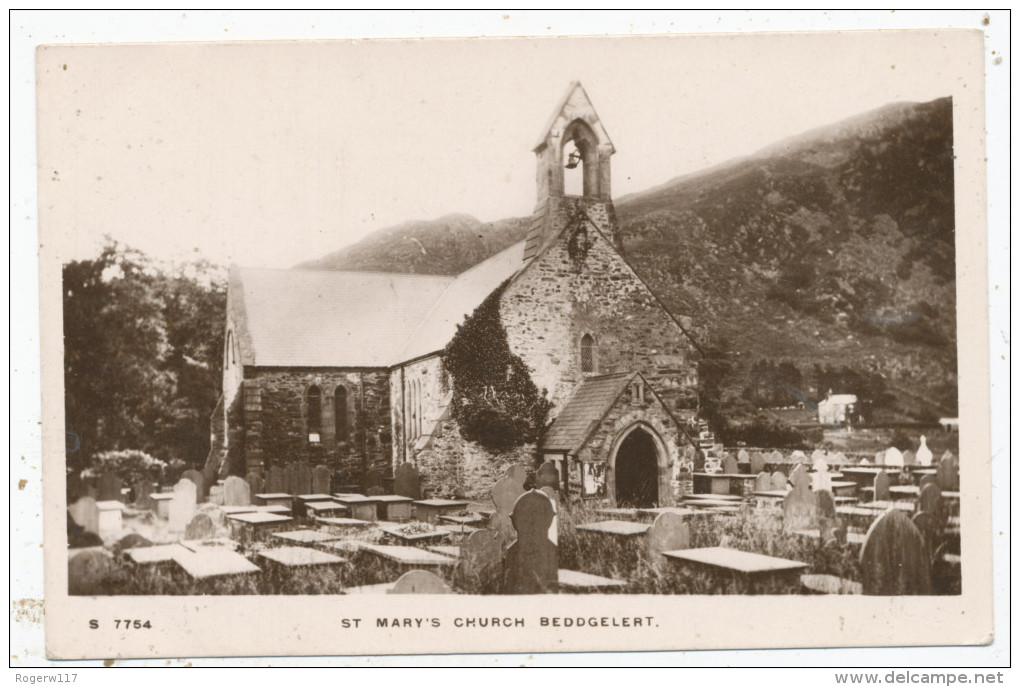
614,427 -> 660,507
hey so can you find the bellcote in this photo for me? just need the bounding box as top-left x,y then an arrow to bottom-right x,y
533,81 -> 615,202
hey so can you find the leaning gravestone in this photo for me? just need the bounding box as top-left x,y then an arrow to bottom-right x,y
394,462 -> 422,499
883,447 -> 904,468
182,469 -> 206,501
911,511 -> 938,561
294,461 -> 313,495
98,473 -> 122,502
503,490 -> 558,594
312,465 -> 331,495
754,472 -> 772,493
859,509 -> 932,595
721,453 -> 739,475
184,513 -> 217,540
223,475 -> 251,507
246,471 -> 264,498
783,466 -> 816,531
389,569 -> 451,595
645,512 -> 690,559
918,483 -> 947,529
363,468 -> 385,494
489,473 -> 526,548
457,529 -> 504,594
915,436 -> 933,466
69,496 -> 99,535
168,479 -> 198,533
771,471 -> 788,491
750,452 -> 766,475
68,549 -> 114,595
936,454 -> 959,491
873,471 -> 891,502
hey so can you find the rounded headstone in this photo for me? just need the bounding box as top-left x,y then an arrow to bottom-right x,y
389,569 -> 450,594
859,509 -> 932,595
185,513 -> 217,541
68,549 -> 114,595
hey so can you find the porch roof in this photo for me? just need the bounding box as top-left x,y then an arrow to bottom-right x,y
539,372 -> 639,455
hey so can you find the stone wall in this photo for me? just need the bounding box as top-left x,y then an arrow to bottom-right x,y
390,355 -> 449,466
502,198 -> 699,416
240,368 -> 391,481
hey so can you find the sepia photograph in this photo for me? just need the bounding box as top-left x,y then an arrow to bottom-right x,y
21,13 -> 1001,664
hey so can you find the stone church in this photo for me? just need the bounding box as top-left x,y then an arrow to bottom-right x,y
210,83 -> 702,506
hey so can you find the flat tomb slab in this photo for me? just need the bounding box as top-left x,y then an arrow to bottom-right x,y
219,505 -> 258,515
271,529 -> 342,544
856,500 -> 915,512
414,499 -> 469,507
662,547 -> 808,575
317,517 -> 375,528
358,543 -> 456,567
575,520 -> 650,536
149,494 -> 175,501
334,495 -> 379,504
558,569 -> 628,590
792,530 -> 867,546
439,513 -> 487,525
753,490 -> 789,498
837,506 -> 882,518
684,493 -> 743,501
227,512 -> 293,525
372,495 -> 414,503
426,546 -> 461,558
636,507 -> 705,518
258,546 -> 345,567
594,508 -> 641,520
304,501 -> 348,516
179,538 -> 240,553
173,549 -> 261,579
380,524 -> 451,542
257,505 -> 292,514
888,485 -> 921,495
296,494 -> 334,502
125,544 -> 181,564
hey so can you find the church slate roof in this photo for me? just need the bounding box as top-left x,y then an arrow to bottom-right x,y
232,267 -> 454,368
538,371 -> 639,455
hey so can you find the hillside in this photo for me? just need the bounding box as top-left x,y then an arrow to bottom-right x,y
297,97 -> 957,420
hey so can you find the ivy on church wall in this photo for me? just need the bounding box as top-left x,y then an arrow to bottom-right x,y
444,280 -> 553,452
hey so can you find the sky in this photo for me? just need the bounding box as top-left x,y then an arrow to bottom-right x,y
36,25 -> 973,270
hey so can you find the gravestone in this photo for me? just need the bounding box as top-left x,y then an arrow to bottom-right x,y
883,447 -> 904,468
859,509 -> 932,595
811,455 -> 831,492
831,452 -> 847,465
537,460 -> 559,493
721,453 -> 739,475
816,489 -> 843,545
207,485 -> 224,506
98,473 -> 122,502
790,450 -> 807,464
182,469 -> 206,501
67,513 -> 103,548
770,450 -> 784,465
783,466 -> 816,531
113,533 -> 152,555
919,474 -> 938,489
771,471 -> 788,491
737,449 -> 750,465
246,471 -> 264,498
184,513 -> 217,540
489,472 -> 526,548
68,550 -> 113,595
389,569 -> 451,594
294,461 -> 313,495
811,449 -> 826,466
68,496 -> 99,535
916,436 -> 933,466
754,472 -> 772,493
169,479 -> 198,533
503,490 -> 558,594
457,529 -> 504,594
223,476 -> 251,507
918,483 -> 947,528
266,465 -> 285,494
750,452 -> 766,475
538,486 -> 559,545
133,479 -> 154,510
936,454 -> 959,491
874,450 -> 886,466
366,486 -> 386,497
283,464 -> 298,495
505,464 -> 528,486
873,471 -> 891,502
312,465 -> 331,495
815,490 -> 837,520
394,462 -> 422,499
645,512 -> 690,558
911,511 -> 938,560
902,450 -> 916,468
363,468 -> 384,494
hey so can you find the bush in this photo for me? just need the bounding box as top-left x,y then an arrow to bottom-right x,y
81,449 -> 168,486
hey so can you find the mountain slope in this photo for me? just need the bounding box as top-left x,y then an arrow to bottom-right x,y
297,97 -> 957,418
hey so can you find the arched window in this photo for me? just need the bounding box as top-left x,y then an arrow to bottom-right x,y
580,333 -> 596,374
307,385 -> 322,439
334,385 -> 348,440
225,331 -> 235,369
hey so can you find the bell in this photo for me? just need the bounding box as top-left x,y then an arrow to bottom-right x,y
565,149 -> 582,169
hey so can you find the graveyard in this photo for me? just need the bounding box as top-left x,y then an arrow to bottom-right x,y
67,438 -> 961,597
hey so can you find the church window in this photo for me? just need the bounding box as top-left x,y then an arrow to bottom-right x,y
580,333 -> 596,374
307,384 -> 322,441
225,330 -> 235,368
334,385 -> 349,441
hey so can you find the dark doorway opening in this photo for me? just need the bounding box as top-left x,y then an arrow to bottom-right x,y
614,428 -> 659,508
